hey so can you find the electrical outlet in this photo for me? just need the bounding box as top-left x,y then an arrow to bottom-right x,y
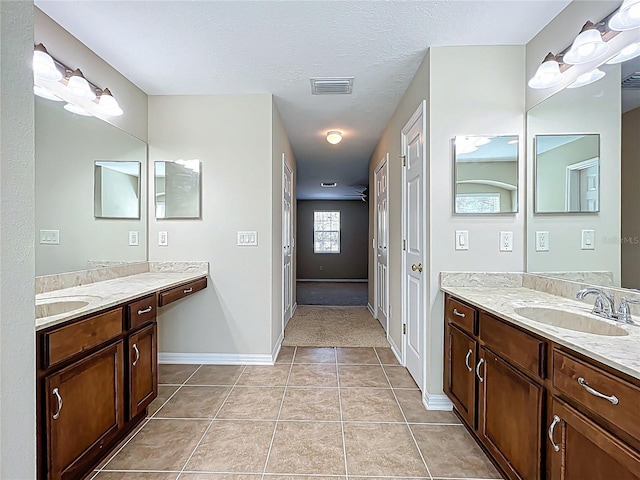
158,231 -> 168,246
581,229 -> 595,250
535,231 -> 549,252
129,231 -> 139,246
455,230 -> 469,250
500,231 -> 513,252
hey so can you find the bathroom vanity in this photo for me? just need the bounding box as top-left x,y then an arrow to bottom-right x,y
442,284 -> 640,480
35,269 -> 207,480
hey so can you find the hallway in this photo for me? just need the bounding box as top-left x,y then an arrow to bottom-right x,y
90,347 -> 500,480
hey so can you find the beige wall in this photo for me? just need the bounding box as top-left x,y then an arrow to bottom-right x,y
35,8 -> 148,141
0,1 -> 37,477
149,94 -> 291,358
621,107 -> 640,289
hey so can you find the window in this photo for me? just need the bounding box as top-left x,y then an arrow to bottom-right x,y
455,193 -> 501,214
314,211 -> 340,253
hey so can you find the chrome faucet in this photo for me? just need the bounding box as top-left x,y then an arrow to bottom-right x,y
576,288 -> 616,319
616,297 -> 639,324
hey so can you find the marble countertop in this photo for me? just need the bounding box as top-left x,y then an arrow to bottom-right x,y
36,271 -> 207,331
441,286 -> 640,381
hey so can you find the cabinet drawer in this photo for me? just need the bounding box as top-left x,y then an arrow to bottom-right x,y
43,308 -> 123,369
445,296 -> 477,335
158,277 -> 207,307
553,349 -> 640,443
127,295 -> 157,330
479,313 -> 545,380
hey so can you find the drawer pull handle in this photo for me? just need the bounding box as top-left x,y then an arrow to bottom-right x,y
476,358 -> 485,382
137,306 -> 153,315
132,344 -> 140,366
52,388 -> 63,420
453,308 -> 465,318
548,415 -> 561,452
183,288 -> 193,294
577,377 -> 619,405
464,349 -> 473,372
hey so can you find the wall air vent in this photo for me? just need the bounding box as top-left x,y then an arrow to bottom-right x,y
311,78 -> 354,95
320,182 -> 337,188
622,72 -> 640,89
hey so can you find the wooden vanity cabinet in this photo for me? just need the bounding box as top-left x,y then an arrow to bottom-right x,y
444,322 -> 477,427
127,322 -> 158,419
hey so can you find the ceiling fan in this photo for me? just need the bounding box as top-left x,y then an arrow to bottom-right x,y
343,186 -> 369,202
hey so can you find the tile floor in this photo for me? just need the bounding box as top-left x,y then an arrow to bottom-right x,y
90,347 -> 501,480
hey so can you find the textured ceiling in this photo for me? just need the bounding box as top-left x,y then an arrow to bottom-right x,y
36,0 -> 570,199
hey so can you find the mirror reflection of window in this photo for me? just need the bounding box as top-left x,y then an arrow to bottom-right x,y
155,160 -> 201,219
534,134 -> 600,213
454,135 -> 519,214
94,161 -> 141,219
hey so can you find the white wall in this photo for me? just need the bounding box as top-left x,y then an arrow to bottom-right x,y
149,95 -> 286,358
35,7 -> 148,141
0,2 -> 37,477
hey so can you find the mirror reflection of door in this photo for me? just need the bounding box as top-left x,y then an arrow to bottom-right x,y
565,158 -> 599,212
154,160 -> 201,219
94,161 -> 141,219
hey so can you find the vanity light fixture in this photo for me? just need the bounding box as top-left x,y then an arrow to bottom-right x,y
33,44 -> 62,82
609,0 -> 640,31
326,131 -> 343,145
65,69 -> 96,101
528,53 -> 566,89
606,41 -> 640,63
567,68 -> 606,88
563,21 -> 609,65
63,102 -> 93,116
34,85 -> 63,102
96,88 -> 123,117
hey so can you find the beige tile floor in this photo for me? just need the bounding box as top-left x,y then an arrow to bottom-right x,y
90,347 -> 501,480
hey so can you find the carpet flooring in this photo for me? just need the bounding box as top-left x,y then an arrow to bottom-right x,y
283,306 -> 390,348
296,281 -> 368,306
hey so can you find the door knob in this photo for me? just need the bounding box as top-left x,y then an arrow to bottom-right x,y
411,263 -> 423,273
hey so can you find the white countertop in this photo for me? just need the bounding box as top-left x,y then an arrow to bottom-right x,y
36,271 -> 207,331
441,285 -> 640,381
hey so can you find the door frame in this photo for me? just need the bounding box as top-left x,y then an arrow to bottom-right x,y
400,100 -> 427,384
373,153 -> 389,334
565,157 -> 599,211
282,155 -> 294,336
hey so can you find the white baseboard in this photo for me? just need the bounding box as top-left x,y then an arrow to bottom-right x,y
387,335 -> 403,364
422,390 -> 453,411
367,303 -> 375,317
159,352 -> 274,365
271,332 -> 284,363
290,302 -> 297,319
297,279 -> 368,283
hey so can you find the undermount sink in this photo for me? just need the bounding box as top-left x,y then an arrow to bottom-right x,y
514,306 -> 629,337
36,300 -> 89,319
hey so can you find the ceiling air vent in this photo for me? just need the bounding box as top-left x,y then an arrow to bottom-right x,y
311,78 -> 354,95
622,72 -> 640,89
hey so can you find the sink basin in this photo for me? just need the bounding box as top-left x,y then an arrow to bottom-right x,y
514,307 -> 629,337
36,300 -> 89,319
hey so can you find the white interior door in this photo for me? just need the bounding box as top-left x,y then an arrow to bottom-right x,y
402,102 -> 426,390
283,158 -> 293,329
375,156 -> 389,332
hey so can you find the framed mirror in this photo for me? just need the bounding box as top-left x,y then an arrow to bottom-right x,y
534,134 -> 600,213
155,160 -> 201,219
454,135 -> 518,214
94,161 -> 141,219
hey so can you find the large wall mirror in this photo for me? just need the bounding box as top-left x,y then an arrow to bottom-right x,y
154,160 -> 201,219
526,55 -> 639,290
453,135 -> 519,214
534,134 -> 600,213
36,96 -> 147,276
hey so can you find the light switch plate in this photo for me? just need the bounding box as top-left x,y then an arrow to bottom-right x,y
582,229 -> 595,250
535,231 -> 549,252
455,230 -> 469,250
158,231 -> 168,246
237,231 -> 258,246
500,231 -> 513,252
40,229 -> 60,245
129,231 -> 139,246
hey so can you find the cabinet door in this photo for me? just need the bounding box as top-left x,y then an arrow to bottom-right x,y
444,323 -> 477,427
548,399 -> 640,480
128,323 -> 158,419
477,347 -> 543,480
45,341 -> 125,480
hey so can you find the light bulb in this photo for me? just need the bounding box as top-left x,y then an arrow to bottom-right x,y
606,42 -> 640,64
97,88 -> 123,116
33,44 -> 62,82
326,131 -> 342,144
567,68 -> 606,89
66,69 -> 96,101
563,23 -> 609,65
610,0 -> 640,31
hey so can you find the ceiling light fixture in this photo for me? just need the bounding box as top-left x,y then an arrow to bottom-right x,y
606,41 -> 640,63
97,88 -> 123,117
63,103 -> 93,116
33,43 -> 62,82
34,85 -> 63,102
66,69 -> 96,101
326,131 -> 343,145
609,0 -> 640,31
567,68 -> 606,88
528,53 -> 565,89
563,21 -> 609,65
